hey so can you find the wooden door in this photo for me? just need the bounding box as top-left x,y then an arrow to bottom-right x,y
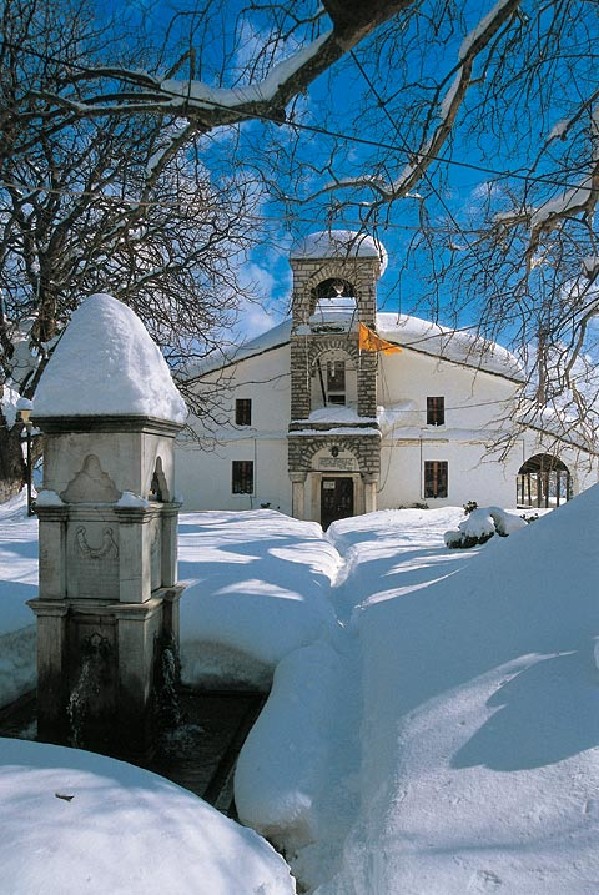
321,477 -> 354,530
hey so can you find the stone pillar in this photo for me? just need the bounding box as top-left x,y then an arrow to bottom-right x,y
28,601 -> 69,744
162,585 -> 184,655
112,598 -> 163,755
117,511 -> 153,604
290,473 -> 307,520
160,506 -> 179,588
27,292 -> 188,758
290,338 -> 311,422
38,507 -> 67,600
363,474 -> 379,514
28,420 -> 185,757
357,352 -> 378,418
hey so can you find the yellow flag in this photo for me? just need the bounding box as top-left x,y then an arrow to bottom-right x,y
358,322 -> 402,354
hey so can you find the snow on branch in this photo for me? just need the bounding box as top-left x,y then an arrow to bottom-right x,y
311,0 -> 520,203
38,1 -> 420,128
160,32 -> 332,112
495,107 -> 599,245
35,30 -> 337,126
531,171 -> 599,229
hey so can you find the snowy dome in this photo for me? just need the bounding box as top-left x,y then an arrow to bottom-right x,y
291,230 -> 388,275
33,293 -> 188,423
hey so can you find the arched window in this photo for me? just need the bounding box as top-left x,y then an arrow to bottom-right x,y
309,280 -> 358,333
516,454 -> 572,508
314,277 -> 355,298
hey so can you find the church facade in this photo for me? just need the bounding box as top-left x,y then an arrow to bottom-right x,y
176,231 -> 598,526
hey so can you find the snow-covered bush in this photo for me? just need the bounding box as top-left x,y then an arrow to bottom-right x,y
490,507 -> 528,537
444,506 -> 527,549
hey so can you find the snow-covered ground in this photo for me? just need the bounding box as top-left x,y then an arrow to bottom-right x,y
0,493 -> 597,893
177,510 -> 340,690
0,736 -> 295,895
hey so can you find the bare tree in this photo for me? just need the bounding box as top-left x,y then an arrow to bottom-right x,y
2,0 -> 599,496
28,0 -> 595,334
0,0 -> 261,499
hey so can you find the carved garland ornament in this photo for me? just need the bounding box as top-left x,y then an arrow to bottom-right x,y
75,526 -> 119,560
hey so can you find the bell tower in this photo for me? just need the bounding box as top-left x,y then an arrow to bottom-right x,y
287,230 -> 386,527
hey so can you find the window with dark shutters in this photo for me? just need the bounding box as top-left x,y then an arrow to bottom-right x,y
427,396 -> 445,426
235,398 -> 252,426
424,461 -> 448,498
232,460 -> 254,494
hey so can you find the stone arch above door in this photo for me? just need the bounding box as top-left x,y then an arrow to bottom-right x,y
288,432 -> 381,478
308,339 -> 359,366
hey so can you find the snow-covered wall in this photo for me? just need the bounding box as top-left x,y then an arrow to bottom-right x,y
377,347 -> 520,507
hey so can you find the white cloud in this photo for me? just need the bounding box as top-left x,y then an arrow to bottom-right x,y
233,261 -> 289,341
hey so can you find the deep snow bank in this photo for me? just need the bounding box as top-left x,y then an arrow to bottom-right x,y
178,510 -> 340,689
0,737 -> 296,895
317,488 -> 599,894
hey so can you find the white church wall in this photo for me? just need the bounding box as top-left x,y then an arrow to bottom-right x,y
176,321 -> 598,517
376,347 -> 525,508
379,437 -> 523,509
378,349 -> 518,431
176,344 -> 291,511
176,435 -> 291,513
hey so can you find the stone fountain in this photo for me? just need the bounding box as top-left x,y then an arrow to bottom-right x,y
27,293 -> 187,755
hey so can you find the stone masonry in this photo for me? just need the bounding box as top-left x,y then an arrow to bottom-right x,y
287,237 -> 386,520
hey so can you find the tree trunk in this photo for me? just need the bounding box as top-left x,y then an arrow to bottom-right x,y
0,417 -> 26,503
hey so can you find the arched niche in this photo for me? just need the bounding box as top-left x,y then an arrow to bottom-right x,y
313,277 -> 356,298
300,261 -> 364,320
150,456 -> 170,503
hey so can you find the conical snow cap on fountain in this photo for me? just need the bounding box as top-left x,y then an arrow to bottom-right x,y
33,293 -> 187,423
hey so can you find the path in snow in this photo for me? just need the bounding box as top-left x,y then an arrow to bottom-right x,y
7,497 -> 592,895
235,506 -> 473,891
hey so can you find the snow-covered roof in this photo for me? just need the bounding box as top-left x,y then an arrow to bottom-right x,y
33,293 -> 188,423
376,313 -> 523,380
191,319 -> 293,376
195,313 -> 522,381
291,230 -> 388,275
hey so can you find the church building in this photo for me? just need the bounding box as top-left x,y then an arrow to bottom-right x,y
176,231 -> 598,526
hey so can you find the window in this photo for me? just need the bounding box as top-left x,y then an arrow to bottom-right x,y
235,398 -> 252,426
427,396 -> 445,426
232,460 -> 254,494
424,461 -> 448,499
327,360 -> 346,405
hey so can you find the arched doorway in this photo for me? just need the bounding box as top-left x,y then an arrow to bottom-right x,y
516,453 -> 572,508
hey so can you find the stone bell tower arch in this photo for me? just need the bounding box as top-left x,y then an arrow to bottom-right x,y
287,230 -> 387,527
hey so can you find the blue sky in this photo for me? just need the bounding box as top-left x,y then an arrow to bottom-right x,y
97,1 -> 599,346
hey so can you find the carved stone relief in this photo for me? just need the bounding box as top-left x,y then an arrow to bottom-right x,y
69,521 -> 119,600
62,454 -> 121,504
